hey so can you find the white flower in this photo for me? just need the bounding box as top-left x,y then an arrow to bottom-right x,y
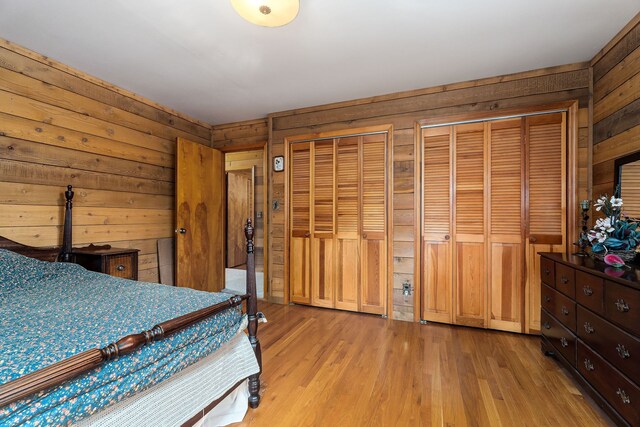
594,217 -> 614,233
610,196 -> 623,207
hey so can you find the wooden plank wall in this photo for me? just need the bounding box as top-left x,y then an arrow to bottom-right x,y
267,64 -> 591,320
592,14 -> 640,197
0,39 -> 212,283
225,149 -> 266,271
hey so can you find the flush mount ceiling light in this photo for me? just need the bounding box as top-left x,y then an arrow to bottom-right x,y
231,0 -> 299,27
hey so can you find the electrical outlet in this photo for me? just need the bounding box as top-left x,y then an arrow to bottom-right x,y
402,281 -> 412,296
257,211 -> 263,219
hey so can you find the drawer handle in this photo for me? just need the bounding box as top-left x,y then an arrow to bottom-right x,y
615,299 -> 630,312
583,358 -> 595,371
543,322 -> 551,330
544,295 -> 551,303
583,286 -> 593,296
560,337 -> 569,348
116,264 -> 125,272
544,268 -> 550,275
560,276 -> 568,284
616,388 -> 631,404
616,344 -> 631,359
561,306 -> 569,316
583,322 -> 594,334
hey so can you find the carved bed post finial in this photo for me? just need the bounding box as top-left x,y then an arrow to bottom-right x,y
244,218 -> 261,408
60,185 -> 74,262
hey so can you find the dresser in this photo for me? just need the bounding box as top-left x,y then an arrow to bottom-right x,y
72,245 -> 139,280
540,253 -> 639,426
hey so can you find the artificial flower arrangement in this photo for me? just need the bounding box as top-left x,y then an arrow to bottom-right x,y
588,189 -> 639,263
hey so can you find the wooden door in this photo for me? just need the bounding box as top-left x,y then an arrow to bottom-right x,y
525,113 -> 566,333
421,126 -> 453,323
335,137 -> 360,312
360,134 -> 387,315
176,138 -> 225,292
290,142 -> 312,304
311,140 -> 335,308
487,119 -> 524,332
453,123 -> 486,327
227,169 -> 254,268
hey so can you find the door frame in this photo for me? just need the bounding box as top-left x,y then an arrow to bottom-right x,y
283,124 -> 394,316
219,142 -> 269,298
416,100 -> 580,325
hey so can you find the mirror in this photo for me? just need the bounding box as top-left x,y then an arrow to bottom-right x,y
615,151 -> 640,220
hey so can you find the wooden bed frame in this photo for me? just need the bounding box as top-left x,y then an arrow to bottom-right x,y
0,185 -> 262,423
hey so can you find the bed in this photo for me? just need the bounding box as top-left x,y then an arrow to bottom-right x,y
0,186 -> 262,426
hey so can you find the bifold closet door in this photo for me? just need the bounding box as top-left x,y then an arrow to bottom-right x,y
290,142 -> 311,304
488,118 -> 524,332
312,140 -> 335,308
421,126 -> 453,323
453,123 -> 486,328
526,112 -> 566,333
360,134 -> 387,315
335,137 -> 360,312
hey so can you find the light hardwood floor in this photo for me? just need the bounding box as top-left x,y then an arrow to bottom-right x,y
235,302 -> 612,427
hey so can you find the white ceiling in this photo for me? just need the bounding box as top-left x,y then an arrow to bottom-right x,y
0,1 -> 638,125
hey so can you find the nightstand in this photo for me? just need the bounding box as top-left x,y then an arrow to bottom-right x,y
72,245 -> 139,280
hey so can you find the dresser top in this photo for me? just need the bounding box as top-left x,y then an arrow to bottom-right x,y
541,252 -> 640,289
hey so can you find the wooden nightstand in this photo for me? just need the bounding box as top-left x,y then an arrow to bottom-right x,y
72,245 -> 139,280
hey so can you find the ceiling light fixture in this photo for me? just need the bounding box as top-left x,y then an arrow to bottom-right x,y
231,0 -> 299,27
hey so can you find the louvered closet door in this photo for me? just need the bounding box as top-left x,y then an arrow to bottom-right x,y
488,118 -> 523,332
454,122 -> 486,327
290,142 -> 311,304
335,137 -> 360,312
312,140 -> 335,308
360,134 -> 387,315
421,126 -> 453,323
526,112 -> 566,333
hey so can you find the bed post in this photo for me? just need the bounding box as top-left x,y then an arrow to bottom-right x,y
60,185 -> 74,262
245,219 -> 261,408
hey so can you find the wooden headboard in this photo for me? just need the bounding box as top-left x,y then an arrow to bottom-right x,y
0,185 -> 74,262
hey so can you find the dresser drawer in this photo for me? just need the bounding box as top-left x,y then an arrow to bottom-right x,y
542,284 -> 576,332
541,309 -> 576,366
576,270 -> 604,315
555,263 -> 575,298
540,257 -> 555,286
105,253 -> 137,280
605,281 -> 640,336
577,305 -> 640,384
578,341 -> 640,427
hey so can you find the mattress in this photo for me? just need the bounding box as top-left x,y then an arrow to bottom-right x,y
0,249 -> 244,426
75,329 -> 259,427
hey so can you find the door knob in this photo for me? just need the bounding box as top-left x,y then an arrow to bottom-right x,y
175,228 -> 187,235
444,234 -> 450,241
530,237 -> 537,243
362,233 -> 368,239
304,232 -> 311,238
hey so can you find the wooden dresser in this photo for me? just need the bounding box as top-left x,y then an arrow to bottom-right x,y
72,246 -> 139,280
540,253 -> 639,426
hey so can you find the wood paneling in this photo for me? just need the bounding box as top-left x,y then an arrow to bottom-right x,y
593,18 -> 640,199
0,39 -> 210,283
267,63 -> 590,320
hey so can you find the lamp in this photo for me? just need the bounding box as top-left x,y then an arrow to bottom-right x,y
231,0 -> 299,27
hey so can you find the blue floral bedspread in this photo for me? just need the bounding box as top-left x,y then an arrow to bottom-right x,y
0,249 -> 244,426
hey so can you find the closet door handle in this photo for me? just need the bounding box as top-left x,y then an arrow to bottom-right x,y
530,237 -> 537,243
362,233 -> 367,239
304,232 -> 311,238
444,234 -> 450,241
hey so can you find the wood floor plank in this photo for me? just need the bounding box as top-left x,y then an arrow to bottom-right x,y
235,303 -> 613,427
